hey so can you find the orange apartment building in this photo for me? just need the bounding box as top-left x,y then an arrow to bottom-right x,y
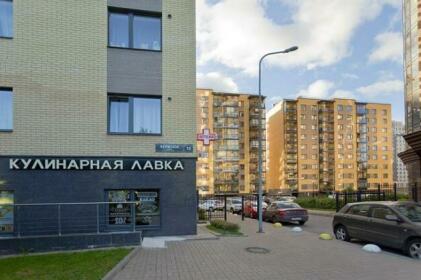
196,89 -> 266,194
267,98 -> 393,194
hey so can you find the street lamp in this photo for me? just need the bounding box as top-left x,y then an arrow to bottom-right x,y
257,46 -> 298,233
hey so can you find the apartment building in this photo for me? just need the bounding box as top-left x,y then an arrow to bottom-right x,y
0,0 -> 196,252
267,98 -> 393,194
393,121 -> 409,193
400,0 -> 421,201
196,89 -> 266,194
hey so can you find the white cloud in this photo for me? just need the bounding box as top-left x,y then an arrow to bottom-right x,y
369,32 -> 403,63
197,0 -> 398,76
357,79 -> 403,96
331,90 -> 357,99
197,72 -> 239,93
297,80 -> 334,99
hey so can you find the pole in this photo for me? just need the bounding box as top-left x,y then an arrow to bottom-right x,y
257,47 -> 298,233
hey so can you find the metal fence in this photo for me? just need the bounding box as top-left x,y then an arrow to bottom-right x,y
197,193 -> 258,221
0,202 -> 145,238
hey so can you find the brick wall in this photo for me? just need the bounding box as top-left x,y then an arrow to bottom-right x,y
0,0 -> 196,158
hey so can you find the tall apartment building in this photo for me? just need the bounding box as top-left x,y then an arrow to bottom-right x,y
196,89 -> 266,194
267,98 -> 393,194
0,0 -> 196,252
393,121 -> 409,193
400,0 -> 421,201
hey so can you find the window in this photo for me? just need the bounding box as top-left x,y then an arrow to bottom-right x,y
345,105 -> 352,112
338,114 -> 343,120
0,0 -> 13,38
338,134 -> 343,140
370,207 -> 393,220
371,127 -> 377,133
107,190 -> 160,227
108,95 -> 161,134
109,10 -> 161,51
382,146 -> 387,151
382,128 -> 387,133
348,204 -> 370,217
0,191 -> 14,234
0,88 -> 13,130
337,105 -> 343,111
300,125 -> 306,130
338,124 -> 344,130
381,109 -> 387,116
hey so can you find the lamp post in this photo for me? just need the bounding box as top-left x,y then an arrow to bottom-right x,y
257,46 -> 298,233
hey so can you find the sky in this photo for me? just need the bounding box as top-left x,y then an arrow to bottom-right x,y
196,0 -> 405,122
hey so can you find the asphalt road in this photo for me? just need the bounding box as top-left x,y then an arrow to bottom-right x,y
286,214 -> 333,234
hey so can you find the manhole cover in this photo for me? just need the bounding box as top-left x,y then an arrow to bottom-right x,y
245,247 -> 270,254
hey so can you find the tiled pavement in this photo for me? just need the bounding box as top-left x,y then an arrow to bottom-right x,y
112,216 -> 420,280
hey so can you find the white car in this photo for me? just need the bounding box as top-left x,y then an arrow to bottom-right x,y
226,197 -> 243,214
198,199 -> 224,212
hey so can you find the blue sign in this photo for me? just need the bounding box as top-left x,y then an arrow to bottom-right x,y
155,144 -> 193,153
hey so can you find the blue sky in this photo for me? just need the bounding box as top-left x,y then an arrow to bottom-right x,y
196,0 -> 404,121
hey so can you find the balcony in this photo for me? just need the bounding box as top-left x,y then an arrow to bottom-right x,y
214,112 -> 239,118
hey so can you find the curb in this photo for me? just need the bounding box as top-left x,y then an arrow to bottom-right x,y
102,246 -> 140,280
308,210 -> 336,217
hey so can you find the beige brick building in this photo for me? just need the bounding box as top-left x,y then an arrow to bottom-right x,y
267,98 -> 393,194
0,0 -> 196,158
0,0 -> 197,247
196,89 -> 266,194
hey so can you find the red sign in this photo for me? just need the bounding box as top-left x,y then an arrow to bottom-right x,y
197,128 -> 218,146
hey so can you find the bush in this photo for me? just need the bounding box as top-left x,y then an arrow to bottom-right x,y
210,219 -> 240,232
198,209 -> 207,220
296,197 -> 336,210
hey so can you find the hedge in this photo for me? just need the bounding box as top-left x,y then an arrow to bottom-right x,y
295,197 -> 336,210
210,219 -> 240,232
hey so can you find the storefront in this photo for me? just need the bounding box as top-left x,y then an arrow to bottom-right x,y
0,156 -> 196,253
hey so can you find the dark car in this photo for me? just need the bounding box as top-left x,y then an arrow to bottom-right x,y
263,201 -> 308,225
332,201 -> 421,259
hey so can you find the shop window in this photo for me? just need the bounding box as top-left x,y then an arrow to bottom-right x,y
0,0 -> 13,38
0,191 -> 14,234
107,190 -> 160,228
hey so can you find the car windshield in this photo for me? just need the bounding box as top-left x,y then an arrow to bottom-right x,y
231,200 -> 242,204
276,203 -> 300,209
394,204 -> 421,222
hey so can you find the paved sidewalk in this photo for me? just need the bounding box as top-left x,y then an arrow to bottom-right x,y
112,216 -> 420,280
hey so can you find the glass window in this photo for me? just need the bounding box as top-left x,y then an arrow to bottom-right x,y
370,207 -> 393,220
394,204 -> 421,222
133,98 -> 161,134
348,204 -> 370,216
109,97 -> 129,133
108,95 -> 161,135
108,11 -> 161,51
133,16 -> 161,51
0,89 -> 13,130
108,190 -> 132,225
109,13 -> 129,47
0,191 -> 14,234
134,191 -> 160,226
0,0 -> 13,38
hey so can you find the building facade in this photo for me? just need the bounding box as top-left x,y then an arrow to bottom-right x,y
267,98 -> 393,194
393,121 -> 409,193
196,89 -> 266,194
400,0 -> 421,201
0,0 -> 196,253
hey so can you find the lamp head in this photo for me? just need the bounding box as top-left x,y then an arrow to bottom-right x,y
284,46 -> 298,53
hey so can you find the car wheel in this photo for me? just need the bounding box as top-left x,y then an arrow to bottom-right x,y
299,221 -> 306,226
271,215 -> 277,223
406,238 -> 421,260
335,225 -> 350,242
209,207 -> 214,212
230,208 -> 234,213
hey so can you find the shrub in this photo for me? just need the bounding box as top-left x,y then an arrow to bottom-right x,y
210,219 -> 240,232
296,197 -> 336,210
198,209 -> 207,220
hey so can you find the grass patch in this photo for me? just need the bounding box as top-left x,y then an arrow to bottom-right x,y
207,220 -> 242,236
206,225 -> 243,236
0,248 -> 131,280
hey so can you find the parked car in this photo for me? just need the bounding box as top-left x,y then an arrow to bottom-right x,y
198,199 -> 224,212
226,197 -> 242,214
263,201 -> 308,225
276,196 -> 297,202
244,200 -> 268,219
333,201 -> 421,259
